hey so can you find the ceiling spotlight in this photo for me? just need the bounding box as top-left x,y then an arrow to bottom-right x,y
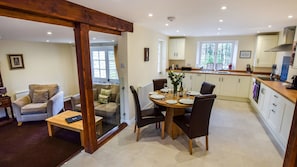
288,15 -> 293,19
268,25 -> 272,28
219,19 -> 223,23
148,13 -> 153,17
217,27 -> 222,31
176,30 -> 180,33
47,31 -> 52,35
165,23 -> 169,26
167,16 -> 176,22
221,6 -> 227,10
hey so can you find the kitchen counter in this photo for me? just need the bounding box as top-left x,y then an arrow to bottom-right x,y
169,69 -> 254,76
256,78 -> 297,103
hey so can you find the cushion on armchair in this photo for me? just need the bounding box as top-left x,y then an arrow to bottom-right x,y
32,89 -> 49,103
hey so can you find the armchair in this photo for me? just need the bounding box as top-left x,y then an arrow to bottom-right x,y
12,84 -> 64,126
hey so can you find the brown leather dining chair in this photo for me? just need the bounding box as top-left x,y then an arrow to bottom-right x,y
153,79 -> 167,91
185,81 -> 215,113
173,94 -> 216,155
153,78 -> 168,111
130,86 -> 165,141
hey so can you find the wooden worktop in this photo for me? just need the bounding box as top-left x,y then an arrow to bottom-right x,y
257,79 -> 297,103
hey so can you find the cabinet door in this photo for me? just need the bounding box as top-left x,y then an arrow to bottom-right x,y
267,91 -> 285,133
191,73 -> 205,91
205,74 -> 221,95
258,84 -> 271,119
183,73 -> 192,91
220,75 -> 237,97
255,35 -> 278,67
279,100 -> 294,147
236,76 -> 251,98
169,38 -> 185,60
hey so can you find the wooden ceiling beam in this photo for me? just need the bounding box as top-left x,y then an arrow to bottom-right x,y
0,0 -> 133,33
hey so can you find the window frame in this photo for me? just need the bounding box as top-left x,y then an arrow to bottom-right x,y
196,40 -> 237,70
90,45 -> 119,84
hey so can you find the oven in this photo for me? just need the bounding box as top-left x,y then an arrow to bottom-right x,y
252,79 -> 261,103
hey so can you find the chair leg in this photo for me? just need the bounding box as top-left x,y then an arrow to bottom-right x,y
136,127 -> 140,141
206,135 -> 209,151
161,121 -> 165,139
134,124 -> 136,133
189,139 -> 193,155
17,122 -> 22,126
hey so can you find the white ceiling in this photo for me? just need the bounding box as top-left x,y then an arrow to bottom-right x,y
0,0 -> 297,43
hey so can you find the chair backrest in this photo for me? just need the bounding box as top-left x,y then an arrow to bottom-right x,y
153,79 -> 167,91
200,82 -> 215,95
29,84 -> 59,99
130,86 -> 142,123
189,94 -> 216,138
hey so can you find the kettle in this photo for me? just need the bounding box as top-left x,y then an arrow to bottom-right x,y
292,75 -> 297,88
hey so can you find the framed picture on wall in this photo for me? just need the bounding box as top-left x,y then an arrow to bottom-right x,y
144,48 -> 149,61
239,50 -> 251,59
8,54 -> 25,70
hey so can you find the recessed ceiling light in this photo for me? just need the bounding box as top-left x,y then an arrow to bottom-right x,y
219,19 -> 223,23
47,31 -> 52,35
257,30 -> 261,33
165,23 -> 169,26
148,13 -> 153,17
221,6 -> 227,10
268,25 -> 272,28
217,27 -> 222,31
111,40 -> 115,42
46,40 -> 50,42
176,30 -> 180,33
288,15 -> 293,19
92,37 -> 96,40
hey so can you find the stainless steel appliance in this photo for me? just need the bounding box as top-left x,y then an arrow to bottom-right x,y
270,64 -> 277,81
286,75 -> 297,89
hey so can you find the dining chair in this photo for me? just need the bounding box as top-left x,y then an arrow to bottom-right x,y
173,94 -> 216,155
130,86 -> 165,141
153,78 -> 167,91
152,78 -> 168,111
185,82 -> 215,113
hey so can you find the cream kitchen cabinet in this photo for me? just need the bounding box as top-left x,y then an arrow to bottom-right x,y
254,35 -> 278,67
205,74 -> 237,96
169,38 -> 185,60
205,74 -> 250,98
267,90 -> 285,133
257,83 -> 271,119
279,100 -> 294,148
257,85 -> 295,153
236,76 -> 251,98
183,73 -> 205,91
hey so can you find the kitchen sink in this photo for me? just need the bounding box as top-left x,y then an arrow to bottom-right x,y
257,76 -> 285,82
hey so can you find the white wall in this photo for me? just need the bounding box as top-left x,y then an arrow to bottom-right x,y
171,35 -> 256,70
0,40 -> 78,100
123,25 -> 168,122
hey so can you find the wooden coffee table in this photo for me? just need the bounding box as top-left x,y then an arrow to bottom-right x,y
46,110 -> 103,147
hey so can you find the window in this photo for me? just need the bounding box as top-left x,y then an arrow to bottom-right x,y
90,46 -> 119,83
157,40 -> 166,75
196,41 -> 237,70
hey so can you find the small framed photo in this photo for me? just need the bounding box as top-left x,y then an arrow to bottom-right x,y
8,54 -> 25,70
144,48 -> 149,61
239,50 -> 251,59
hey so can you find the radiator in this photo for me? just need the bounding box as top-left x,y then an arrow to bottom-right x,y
137,82 -> 154,109
15,90 -> 29,99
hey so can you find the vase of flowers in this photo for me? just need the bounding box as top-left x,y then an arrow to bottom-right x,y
168,71 -> 185,96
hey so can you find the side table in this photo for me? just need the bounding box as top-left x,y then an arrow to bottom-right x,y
0,96 -> 14,119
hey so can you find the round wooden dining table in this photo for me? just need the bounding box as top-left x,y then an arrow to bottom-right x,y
149,91 -> 196,139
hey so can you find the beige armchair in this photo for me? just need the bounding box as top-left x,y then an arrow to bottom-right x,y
12,84 -> 64,126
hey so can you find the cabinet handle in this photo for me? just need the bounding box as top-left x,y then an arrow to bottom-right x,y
272,109 -> 276,113
221,77 -> 224,82
238,79 -> 241,83
272,103 -> 277,107
273,95 -> 278,98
